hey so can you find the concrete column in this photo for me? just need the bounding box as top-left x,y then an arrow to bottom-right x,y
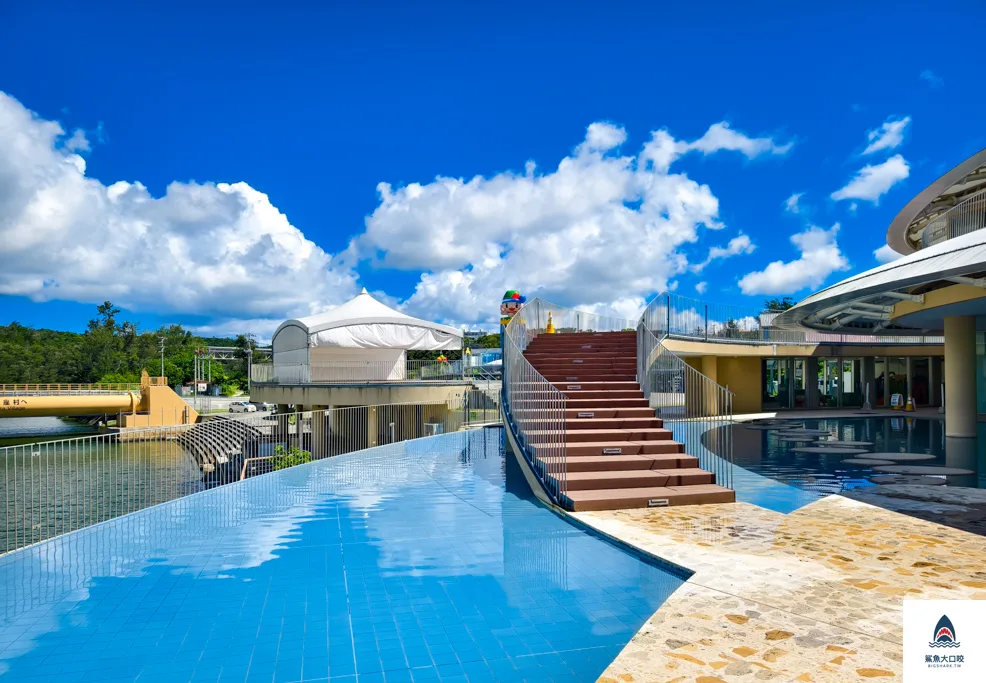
805,358 -> 820,410
929,357 -> 943,407
905,357 -> 914,405
786,360 -> 795,411
944,316 -> 977,438
862,357 -> 875,409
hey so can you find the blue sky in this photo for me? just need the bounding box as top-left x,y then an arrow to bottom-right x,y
1,1 -> 983,339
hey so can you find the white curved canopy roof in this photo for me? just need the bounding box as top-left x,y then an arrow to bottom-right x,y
273,289 -> 462,351
773,229 -> 986,333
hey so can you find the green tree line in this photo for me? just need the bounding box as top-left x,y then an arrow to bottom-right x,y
0,302 -> 258,393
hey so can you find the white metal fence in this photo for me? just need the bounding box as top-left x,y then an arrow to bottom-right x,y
0,393 -> 498,555
656,293 -> 944,346
502,300 -> 571,504
0,383 -> 141,396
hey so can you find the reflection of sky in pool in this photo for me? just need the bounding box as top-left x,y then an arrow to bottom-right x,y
729,418 -> 986,514
0,428 -> 686,683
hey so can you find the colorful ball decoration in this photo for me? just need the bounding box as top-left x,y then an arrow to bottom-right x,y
436,354 -> 448,363
500,289 -> 526,326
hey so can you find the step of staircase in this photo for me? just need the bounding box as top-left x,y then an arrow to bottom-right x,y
564,454 -> 700,472
566,417 -> 663,430
562,407 -> 655,419
517,330 -> 734,511
542,374 -> 637,383
564,468 -> 714,490
566,484 -> 735,511
559,440 -> 685,456
567,398 -> 650,408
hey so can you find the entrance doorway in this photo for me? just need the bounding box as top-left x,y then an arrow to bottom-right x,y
763,358 -> 791,410
819,359 -> 840,407
841,358 -> 863,408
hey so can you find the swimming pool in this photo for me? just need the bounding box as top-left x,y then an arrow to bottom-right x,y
728,417 -> 986,513
0,428 -> 685,683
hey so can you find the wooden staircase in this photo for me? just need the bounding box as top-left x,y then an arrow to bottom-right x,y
523,331 -> 735,511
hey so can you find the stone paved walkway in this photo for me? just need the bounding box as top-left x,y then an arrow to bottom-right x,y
575,496 -> 986,682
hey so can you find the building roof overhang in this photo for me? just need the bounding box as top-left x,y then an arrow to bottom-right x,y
773,228 -> 986,334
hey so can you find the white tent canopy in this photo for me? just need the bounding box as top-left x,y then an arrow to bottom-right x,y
272,289 -> 462,381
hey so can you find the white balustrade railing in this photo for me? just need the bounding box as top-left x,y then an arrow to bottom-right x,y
251,359 -> 503,385
921,188 -> 986,248
657,293 -> 943,346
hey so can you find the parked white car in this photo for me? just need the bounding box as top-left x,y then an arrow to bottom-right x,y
229,401 -> 257,413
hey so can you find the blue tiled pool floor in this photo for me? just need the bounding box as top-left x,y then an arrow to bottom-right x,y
0,429 -> 685,683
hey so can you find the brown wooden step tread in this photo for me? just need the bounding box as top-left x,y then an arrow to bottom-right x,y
565,418 -> 662,430
566,484 -> 736,511
563,454 -> 700,471
563,428 -> 674,443
561,468 -> 714,490
562,408 -> 656,418
539,440 -> 685,456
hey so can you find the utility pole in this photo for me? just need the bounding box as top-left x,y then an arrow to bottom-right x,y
158,337 -> 166,377
246,347 -> 253,395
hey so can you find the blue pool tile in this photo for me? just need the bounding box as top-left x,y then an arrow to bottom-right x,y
0,430 -> 685,683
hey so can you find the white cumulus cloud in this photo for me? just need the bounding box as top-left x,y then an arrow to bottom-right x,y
784,192 -> 804,214
695,281 -> 707,295
738,224 -> 849,295
874,244 -> 903,264
831,154 -> 910,204
355,121 -> 791,325
863,116 -> 910,155
63,128 -> 90,153
690,234 -> 756,273
920,70 -> 944,88
686,122 -> 793,158
0,92 -> 357,335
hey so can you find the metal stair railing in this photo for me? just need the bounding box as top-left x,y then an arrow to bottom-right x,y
501,298 -> 639,507
502,299 -> 570,505
638,295 -> 734,489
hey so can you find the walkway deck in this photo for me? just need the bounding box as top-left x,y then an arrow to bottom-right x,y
578,494 -> 986,682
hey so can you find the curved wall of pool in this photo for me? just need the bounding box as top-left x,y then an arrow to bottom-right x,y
0,428 -> 685,683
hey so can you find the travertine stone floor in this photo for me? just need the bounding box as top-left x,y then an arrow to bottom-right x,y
575,496 -> 986,682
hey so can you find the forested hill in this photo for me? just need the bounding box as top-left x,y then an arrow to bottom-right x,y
0,301 -> 503,389
0,302 -> 256,391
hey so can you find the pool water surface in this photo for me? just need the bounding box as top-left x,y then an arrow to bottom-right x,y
730,417 -> 986,513
0,428 -> 685,683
